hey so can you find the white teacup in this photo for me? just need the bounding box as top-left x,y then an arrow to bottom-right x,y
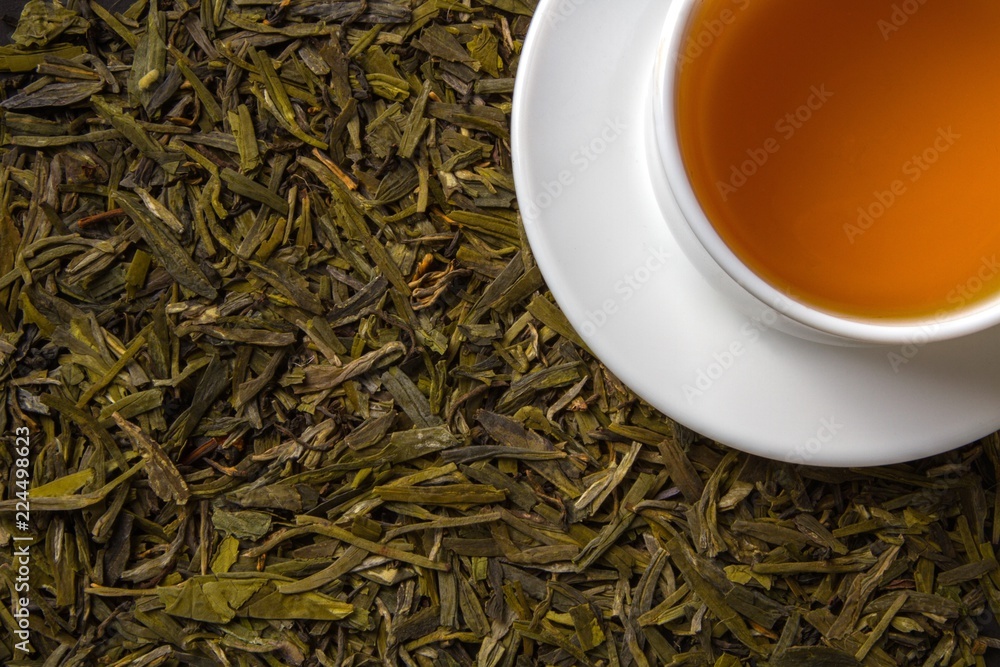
647,0 -> 1000,346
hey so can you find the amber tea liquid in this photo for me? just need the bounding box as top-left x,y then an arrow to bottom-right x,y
676,0 -> 1000,318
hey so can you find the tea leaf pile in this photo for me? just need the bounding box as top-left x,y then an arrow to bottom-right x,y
0,1 -> 998,666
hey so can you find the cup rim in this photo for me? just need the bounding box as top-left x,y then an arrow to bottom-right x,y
652,0 -> 1000,346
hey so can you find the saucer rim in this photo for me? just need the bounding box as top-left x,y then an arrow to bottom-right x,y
511,0 -> 1000,466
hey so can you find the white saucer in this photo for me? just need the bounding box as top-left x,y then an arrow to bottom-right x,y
511,0 -> 1000,466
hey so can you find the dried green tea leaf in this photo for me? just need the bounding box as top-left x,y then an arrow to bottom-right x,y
771,648 -> 859,667
30,468 -> 94,498
468,26 -> 501,77
213,509 -> 272,540
374,484 -> 506,506
117,193 -> 218,300
113,413 -> 190,505
415,24 -> 475,65
0,43 -> 85,71
221,168 -> 290,215
12,0 -> 90,48
231,104 -> 262,172
0,462 -> 145,512
569,603 -> 606,651
175,59 -> 223,124
665,535 -> 766,654
158,576 -> 263,622
175,581 -> 261,621
0,81 -> 103,110
243,588 -> 354,621
211,536 -> 241,574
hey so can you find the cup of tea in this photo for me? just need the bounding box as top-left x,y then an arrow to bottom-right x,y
650,0 -> 1000,345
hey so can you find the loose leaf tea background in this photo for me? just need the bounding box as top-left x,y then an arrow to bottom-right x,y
0,1 -> 999,666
